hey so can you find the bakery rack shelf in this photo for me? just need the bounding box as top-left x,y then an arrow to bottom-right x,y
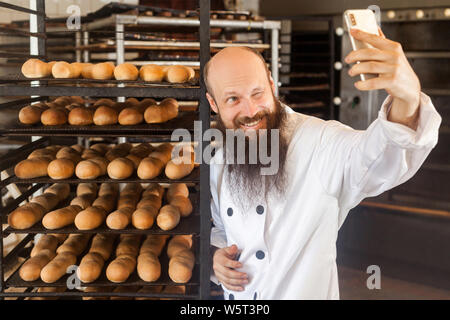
0,111 -> 198,137
0,0 -> 212,300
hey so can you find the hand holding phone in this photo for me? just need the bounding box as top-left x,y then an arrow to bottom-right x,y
344,9 -> 380,81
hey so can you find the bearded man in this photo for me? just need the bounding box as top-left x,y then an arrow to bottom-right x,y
205,28 -> 441,300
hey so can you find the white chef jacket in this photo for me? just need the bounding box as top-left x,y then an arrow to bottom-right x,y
209,92 -> 441,300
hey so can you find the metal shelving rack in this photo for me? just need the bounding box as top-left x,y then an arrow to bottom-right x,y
75,12 -> 280,96
0,0 -> 212,300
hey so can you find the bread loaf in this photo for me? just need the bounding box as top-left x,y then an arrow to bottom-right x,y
51,61 -> 79,78
81,63 -> 94,79
40,252 -> 77,283
136,194 -> 162,210
118,107 -> 143,125
89,233 -> 116,261
165,156 -> 195,180
106,207 -> 134,230
30,234 -> 59,257
166,183 -> 189,202
106,254 -> 136,283
169,196 -> 193,217
89,157 -> 109,176
92,193 -> 118,213
91,62 -> 114,80
77,252 -> 105,283
93,106 -> 118,125
93,98 -> 116,108
8,203 -> 46,229
156,205 -> 181,231
75,160 -> 102,179
44,183 -> 70,201
98,182 -> 119,197
76,182 -> 98,196
140,235 -> 169,256
70,193 -> 96,209
41,108 -> 67,125
107,157 -> 134,179
74,206 -> 107,230
21,59 -> 52,78
56,233 -> 92,255
165,65 -> 190,83
14,157 -> 50,179
139,64 -> 164,82
144,98 -> 178,123
42,205 -> 83,229
167,235 -> 192,258
149,143 -> 173,164
114,63 -> 139,81
136,157 -> 164,179
115,234 -> 142,257
47,158 -> 75,179
89,143 -> 110,155
168,249 -> 195,283
49,233 -> 69,244
19,249 -> 56,281
131,206 -> 158,230
19,105 -> 43,124
68,107 -> 94,125
30,193 -> 60,212
137,252 -> 161,282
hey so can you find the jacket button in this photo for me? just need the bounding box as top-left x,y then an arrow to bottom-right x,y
227,208 -> 233,216
256,250 -> 265,260
229,293 -> 234,300
256,205 -> 264,215
253,292 -> 257,300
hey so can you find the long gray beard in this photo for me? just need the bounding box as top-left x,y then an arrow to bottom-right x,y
218,99 -> 289,215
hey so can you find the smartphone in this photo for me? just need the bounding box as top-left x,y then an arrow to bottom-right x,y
344,9 -> 380,81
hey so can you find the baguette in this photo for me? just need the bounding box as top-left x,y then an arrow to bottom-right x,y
42,205 -> 83,229
140,235 -> 169,256
156,205 -> 180,231
74,206 -> 107,230
21,59 -> 52,78
56,233 -> 92,255
70,193 -> 96,209
115,234 -> 142,257
131,206 -> 158,230
106,254 -> 137,283
168,249 -> 195,283
8,203 -> 46,229
167,235 -> 193,258
106,207 -> 134,230
76,182 -> 98,196
77,252 -> 105,283
107,157 -> 134,180
165,156 -> 195,180
137,252 -> 161,282
144,98 -> 178,123
114,63 -> 139,81
165,65 -> 190,83
30,193 -> 60,212
19,249 -> 56,281
51,61 -> 80,78
118,107 -> 143,125
40,252 -> 77,283
68,107 -> 94,125
169,195 -> 193,217
136,157 -> 164,179
91,62 -> 115,80
30,234 -> 59,257
14,157 -> 51,179
44,183 -> 71,201
93,106 -> 118,125
89,233 -> 116,261
166,183 -> 189,202
47,158 -> 75,179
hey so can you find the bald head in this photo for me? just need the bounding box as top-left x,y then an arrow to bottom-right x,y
203,47 -> 270,99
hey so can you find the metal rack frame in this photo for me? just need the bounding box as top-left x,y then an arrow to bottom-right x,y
0,0 -> 212,300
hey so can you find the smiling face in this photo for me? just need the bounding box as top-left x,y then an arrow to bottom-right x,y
205,47 -> 276,133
